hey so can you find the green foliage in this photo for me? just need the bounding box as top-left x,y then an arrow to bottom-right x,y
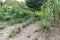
0,1 -> 32,20
0,1 -> 33,29
9,27 -> 21,37
25,0 -> 47,11
9,17 -> 36,37
0,22 -> 6,29
0,12 -> 4,20
36,12 -> 48,19
40,19 -> 51,33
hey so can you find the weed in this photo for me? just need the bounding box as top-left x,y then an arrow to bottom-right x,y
9,27 -> 21,37
39,19 -> 51,33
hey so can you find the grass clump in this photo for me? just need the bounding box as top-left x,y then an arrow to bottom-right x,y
39,19 -> 51,33
35,12 -> 48,20
9,27 -> 21,37
22,17 -> 36,28
0,21 -> 8,29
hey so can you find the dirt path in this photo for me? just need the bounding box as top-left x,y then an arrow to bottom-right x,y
0,21 -> 41,40
8,22 -> 60,40
0,23 -> 23,40
46,27 -> 60,40
0,21 -> 60,40
9,21 -> 42,40
0,25 -> 17,40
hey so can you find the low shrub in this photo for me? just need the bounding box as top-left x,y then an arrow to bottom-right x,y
35,12 -> 48,20
0,22 -> 8,29
39,19 -> 51,33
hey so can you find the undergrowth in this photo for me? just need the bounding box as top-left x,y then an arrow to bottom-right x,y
8,17 -> 37,37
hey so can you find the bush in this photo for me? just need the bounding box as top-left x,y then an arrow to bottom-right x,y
0,4 -> 32,22
36,12 -> 48,19
0,5 -> 33,30
39,19 -> 51,33
0,12 -> 4,20
0,22 -> 8,29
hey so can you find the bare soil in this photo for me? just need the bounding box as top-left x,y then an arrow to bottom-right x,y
0,21 -> 60,40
